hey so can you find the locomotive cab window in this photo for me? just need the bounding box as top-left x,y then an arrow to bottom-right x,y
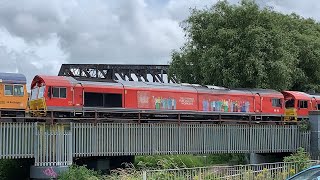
13,85 -> 24,96
299,100 -> 308,109
4,84 -> 24,96
272,98 -> 281,107
38,86 -> 45,98
285,99 -> 295,108
51,87 -> 67,98
4,85 -> 13,95
31,87 -> 39,100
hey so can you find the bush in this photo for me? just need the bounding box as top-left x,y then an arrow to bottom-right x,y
134,154 -> 247,170
0,159 -> 33,180
58,165 -> 104,180
135,155 -> 204,169
298,118 -> 311,131
284,147 -> 312,172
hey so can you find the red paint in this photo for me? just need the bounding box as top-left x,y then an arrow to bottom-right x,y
29,75 -> 315,118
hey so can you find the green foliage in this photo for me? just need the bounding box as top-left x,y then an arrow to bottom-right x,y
57,156 -> 315,180
0,159 -> 32,180
298,118 -> 311,131
134,154 -> 247,169
284,147 -> 312,172
0,159 -> 20,180
58,165 -> 104,180
135,155 -> 204,169
169,0 -> 320,92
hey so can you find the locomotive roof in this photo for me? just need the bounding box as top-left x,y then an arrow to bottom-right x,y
118,80 -> 198,91
31,75 -> 283,97
77,79 -> 123,87
233,88 -> 283,97
233,88 -> 280,94
31,75 -> 72,87
0,72 -> 27,84
282,91 -> 313,100
189,85 -> 252,94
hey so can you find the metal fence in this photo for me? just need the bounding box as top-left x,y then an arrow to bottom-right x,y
141,160 -> 320,180
72,123 -> 310,157
34,127 -> 72,166
0,122 -> 312,165
0,122 -> 35,159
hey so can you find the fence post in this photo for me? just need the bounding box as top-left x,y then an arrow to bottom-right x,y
142,171 -> 147,180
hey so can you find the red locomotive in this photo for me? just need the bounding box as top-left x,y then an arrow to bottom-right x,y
28,74 -> 320,121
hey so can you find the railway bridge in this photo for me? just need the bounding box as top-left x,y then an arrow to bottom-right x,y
0,117 -> 313,179
0,64 -> 319,179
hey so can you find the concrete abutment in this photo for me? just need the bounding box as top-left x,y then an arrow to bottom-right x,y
309,111 -> 320,159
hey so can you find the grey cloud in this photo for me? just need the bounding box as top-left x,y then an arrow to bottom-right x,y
258,0 -> 320,20
55,0 -> 188,64
0,0 -> 65,41
0,29 -> 67,89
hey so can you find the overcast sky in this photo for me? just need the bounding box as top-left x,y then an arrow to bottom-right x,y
0,0 -> 319,87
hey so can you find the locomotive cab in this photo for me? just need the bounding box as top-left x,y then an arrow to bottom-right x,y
29,75 -> 73,117
0,72 -> 28,118
282,91 -> 313,121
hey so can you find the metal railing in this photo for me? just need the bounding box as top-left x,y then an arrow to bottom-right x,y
0,122 -> 35,159
71,123 -> 310,156
0,122 -> 311,160
34,126 -> 72,166
140,160 -> 320,180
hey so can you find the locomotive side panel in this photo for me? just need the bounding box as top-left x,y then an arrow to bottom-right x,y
0,84 -> 28,110
198,92 -> 254,113
259,96 -> 284,115
123,87 -> 143,109
45,86 -> 73,109
132,89 -> 198,111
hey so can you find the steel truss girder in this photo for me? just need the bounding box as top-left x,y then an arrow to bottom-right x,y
58,64 -> 178,83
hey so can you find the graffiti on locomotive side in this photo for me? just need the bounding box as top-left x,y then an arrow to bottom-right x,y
137,91 -> 151,108
154,97 -> 177,110
179,97 -> 195,106
202,99 -> 250,112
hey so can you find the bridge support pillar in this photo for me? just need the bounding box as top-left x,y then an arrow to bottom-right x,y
30,166 -> 69,179
309,111 -> 320,159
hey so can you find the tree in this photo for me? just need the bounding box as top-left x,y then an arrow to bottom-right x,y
169,0 -> 320,92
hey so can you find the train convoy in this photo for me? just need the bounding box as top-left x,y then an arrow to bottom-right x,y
0,72 -> 319,122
